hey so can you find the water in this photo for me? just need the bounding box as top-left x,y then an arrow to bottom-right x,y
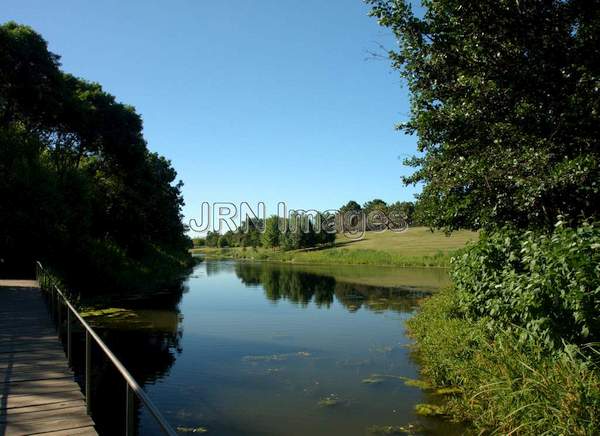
80,261 -> 461,435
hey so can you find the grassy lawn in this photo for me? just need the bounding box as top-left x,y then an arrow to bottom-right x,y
333,227 -> 477,257
192,227 -> 478,268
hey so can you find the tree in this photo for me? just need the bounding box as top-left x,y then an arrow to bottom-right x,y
388,201 -> 416,226
362,199 -> 387,216
240,217 -> 263,248
262,216 -> 280,249
337,200 -> 363,231
205,231 -> 220,247
0,22 -> 192,290
316,212 -> 337,245
339,200 -> 362,215
367,1 -> 600,231
192,238 -> 206,248
363,199 -> 388,231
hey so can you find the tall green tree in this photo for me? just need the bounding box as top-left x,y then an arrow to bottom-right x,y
0,22 -> 191,289
262,216 -> 280,249
367,1 -> 600,231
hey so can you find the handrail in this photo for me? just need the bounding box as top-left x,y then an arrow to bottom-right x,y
35,261 -> 177,436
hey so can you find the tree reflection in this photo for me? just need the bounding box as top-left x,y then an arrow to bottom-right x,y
234,263 -> 430,313
73,279 -> 187,435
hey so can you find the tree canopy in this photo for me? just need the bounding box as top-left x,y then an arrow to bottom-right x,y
367,0 -> 600,231
0,22 -> 191,289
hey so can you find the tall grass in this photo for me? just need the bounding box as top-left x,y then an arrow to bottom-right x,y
196,246 -> 453,267
408,288 -> 600,435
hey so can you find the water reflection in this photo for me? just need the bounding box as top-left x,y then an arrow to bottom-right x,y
74,281 -> 187,435
83,261 -> 459,436
234,262 -> 431,313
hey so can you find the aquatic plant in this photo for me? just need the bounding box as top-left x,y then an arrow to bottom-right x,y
242,351 -> 311,363
318,394 -> 346,408
367,423 -> 423,435
414,404 -> 445,417
176,426 -> 208,433
361,375 -> 385,384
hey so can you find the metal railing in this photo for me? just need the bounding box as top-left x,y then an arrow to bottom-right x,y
35,261 -> 177,436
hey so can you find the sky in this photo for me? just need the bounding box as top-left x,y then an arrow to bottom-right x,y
1,0 -> 421,230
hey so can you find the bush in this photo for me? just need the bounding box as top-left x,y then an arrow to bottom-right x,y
451,221 -> 600,349
408,288 -> 600,435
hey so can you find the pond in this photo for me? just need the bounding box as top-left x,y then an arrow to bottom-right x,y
79,261 -> 462,435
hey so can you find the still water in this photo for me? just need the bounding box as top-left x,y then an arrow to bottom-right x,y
80,261 -> 461,435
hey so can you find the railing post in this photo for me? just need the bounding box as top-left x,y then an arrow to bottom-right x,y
51,286 -> 56,321
57,298 -> 62,335
67,309 -> 72,365
126,384 -> 135,436
85,331 -> 92,415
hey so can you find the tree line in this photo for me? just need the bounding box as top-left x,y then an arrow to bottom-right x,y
198,213 -> 336,251
193,199 -> 421,250
0,22 -> 192,291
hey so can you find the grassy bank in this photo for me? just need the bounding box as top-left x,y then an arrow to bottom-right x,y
407,287 -> 600,434
406,224 -> 600,434
192,227 -> 477,268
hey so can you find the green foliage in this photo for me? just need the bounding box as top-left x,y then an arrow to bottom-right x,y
362,198 -> 387,216
337,199 -> 420,230
452,221 -> 600,349
367,0 -> 600,231
407,288 -> 600,435
192,238 -> 206,248
0,22 -> 192,289
205,231 -> 220,248
262,215 -> 281,248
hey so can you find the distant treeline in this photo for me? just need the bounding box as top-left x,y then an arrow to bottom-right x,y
0,23 -> 192,290
192,199 -> 421,250
198,213 -> 336,251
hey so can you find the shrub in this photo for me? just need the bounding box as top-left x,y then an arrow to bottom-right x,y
451,220 -> 600,349
407,289 -> 600,435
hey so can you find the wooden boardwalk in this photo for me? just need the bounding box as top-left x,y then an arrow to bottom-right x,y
0,280 -> 97,436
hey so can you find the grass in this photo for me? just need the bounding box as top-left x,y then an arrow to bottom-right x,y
192,227 -> 477,268
406,288 -> 600,434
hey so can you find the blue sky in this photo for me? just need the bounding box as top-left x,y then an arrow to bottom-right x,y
2,0 -> 420,227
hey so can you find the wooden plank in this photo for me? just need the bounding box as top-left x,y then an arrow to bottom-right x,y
0,389 -> 85,409
0,345 -> 64,355
0,361 -> 70,372
29,425 -> 98,436
0,404 -> 86,423
0,356 -> 69,368
0,368 -> 73,382
1,379 -> 81,396
0,400 -> 83,416
0,284 -> 97,435
0,280 -> 38,287
2,415 -> 95,436
0,336 -> 61,344
0,351 -> 68,363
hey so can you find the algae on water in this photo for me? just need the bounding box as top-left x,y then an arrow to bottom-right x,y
176,426 -> 208,433
361,374 -> 431,389
367,423 -> 424,435
435,386 -> 462,395
318,394 -> 346,408
414,403 -> 445,417
361,375 -> 386,384
242,351 -> 311,363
